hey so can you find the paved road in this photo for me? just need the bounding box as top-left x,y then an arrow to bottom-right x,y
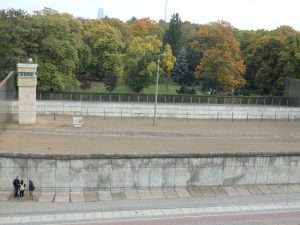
56,210 -> 300,225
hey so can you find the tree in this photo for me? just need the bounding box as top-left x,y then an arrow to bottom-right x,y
127,16 -> 137,24
172,48 -> 193,84
186,46 -> 201,76
77,43 -> 91,75
31,9 -> 84,91
192,21 -> 246,92
38,63 -> 65,91
103,18 -> 133,47
0,9 -> 31,80
128,18 -> 163,40
83,20 -> 125,80
247,26 -> 300,95
124,36 -> 162,92
181,21 -> 198,47
104,71 -> 117,91
162,44 -> 176,90
2,7 -> 300,96
234,29 -> 267,89
164,13 -> 183,56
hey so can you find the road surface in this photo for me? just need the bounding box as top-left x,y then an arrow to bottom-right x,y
50,210 -> 300,225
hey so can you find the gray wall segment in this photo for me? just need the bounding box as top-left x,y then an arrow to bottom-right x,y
11,100 -> 300,119
289,166 -> 300,183
0,153 -> 300,191
98,167 -> 112,190
285,77 -> 300,106
0,71 -> 15,131
255,167 -> 269,184
150,167 -> 163,187
243,166 -> 258,185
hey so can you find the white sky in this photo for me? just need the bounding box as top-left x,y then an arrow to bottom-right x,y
0,0 -> 299,30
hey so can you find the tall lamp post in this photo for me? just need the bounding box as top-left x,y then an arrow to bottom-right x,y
153,54 -> 164,126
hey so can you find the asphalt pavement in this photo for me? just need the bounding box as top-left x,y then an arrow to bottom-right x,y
0,185 -> 300,225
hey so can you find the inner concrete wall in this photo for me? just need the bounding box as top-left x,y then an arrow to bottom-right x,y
0,153 -> 299,192
12,101 -> 300,119
285,77 -> 300,106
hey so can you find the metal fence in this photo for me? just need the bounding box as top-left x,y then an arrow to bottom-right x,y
37,92 -> 291,106
0,71 -> 15,130
285,77 -> 300,106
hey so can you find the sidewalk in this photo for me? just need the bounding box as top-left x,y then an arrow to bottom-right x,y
1,184 -> 300,204
1,185 -> 300,224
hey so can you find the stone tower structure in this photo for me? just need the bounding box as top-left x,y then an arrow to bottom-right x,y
17,60 -> 38,125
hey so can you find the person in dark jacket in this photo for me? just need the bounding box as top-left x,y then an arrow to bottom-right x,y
28,180 -> 35,200
19,180 -> 26,198
13,176 -> 20,198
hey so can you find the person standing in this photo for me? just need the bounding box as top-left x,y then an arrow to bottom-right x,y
13,176 -> 20,198
19,180 -> 26,198
28,180 -> 35,200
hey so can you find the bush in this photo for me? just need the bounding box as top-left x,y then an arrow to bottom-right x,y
176,85 -> 196,95
78,73 -> 92,90
104,71 -> 117,92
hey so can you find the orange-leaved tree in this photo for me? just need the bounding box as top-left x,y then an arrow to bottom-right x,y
192,21 -> 246,92
128,18 -> 163,40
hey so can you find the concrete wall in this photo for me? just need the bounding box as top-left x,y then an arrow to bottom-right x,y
0,72 -> 15,130
285,77 -> 300,106
0,152 -> 299,192
12,101 -> 300,120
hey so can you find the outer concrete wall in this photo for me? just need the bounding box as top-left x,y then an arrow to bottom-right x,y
12,101 -> 300,119
0,153 -> 299,192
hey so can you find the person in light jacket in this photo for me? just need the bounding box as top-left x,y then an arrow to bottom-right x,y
19,180 -> 26,198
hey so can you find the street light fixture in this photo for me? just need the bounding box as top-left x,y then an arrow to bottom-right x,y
153,53 -> 164,126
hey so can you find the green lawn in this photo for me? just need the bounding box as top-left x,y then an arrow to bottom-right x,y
72,81 -> 204,95
143,83 -> 180,94
81,82 -> 106,93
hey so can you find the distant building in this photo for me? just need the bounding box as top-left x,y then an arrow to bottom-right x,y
98,8 -> 104,19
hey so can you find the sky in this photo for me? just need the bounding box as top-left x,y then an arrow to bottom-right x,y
0,0 -> 299,31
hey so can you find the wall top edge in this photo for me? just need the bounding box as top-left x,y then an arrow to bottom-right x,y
0,71 -> 14,89
0,151 -> 299,160
17,63 -> 38,67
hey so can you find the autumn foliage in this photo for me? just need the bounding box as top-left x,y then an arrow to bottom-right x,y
1,8 -> 300,95
129,18 -> 163,39
192,21 -> 246,91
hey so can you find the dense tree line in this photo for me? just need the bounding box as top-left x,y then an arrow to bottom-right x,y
1,8 -> 300,95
